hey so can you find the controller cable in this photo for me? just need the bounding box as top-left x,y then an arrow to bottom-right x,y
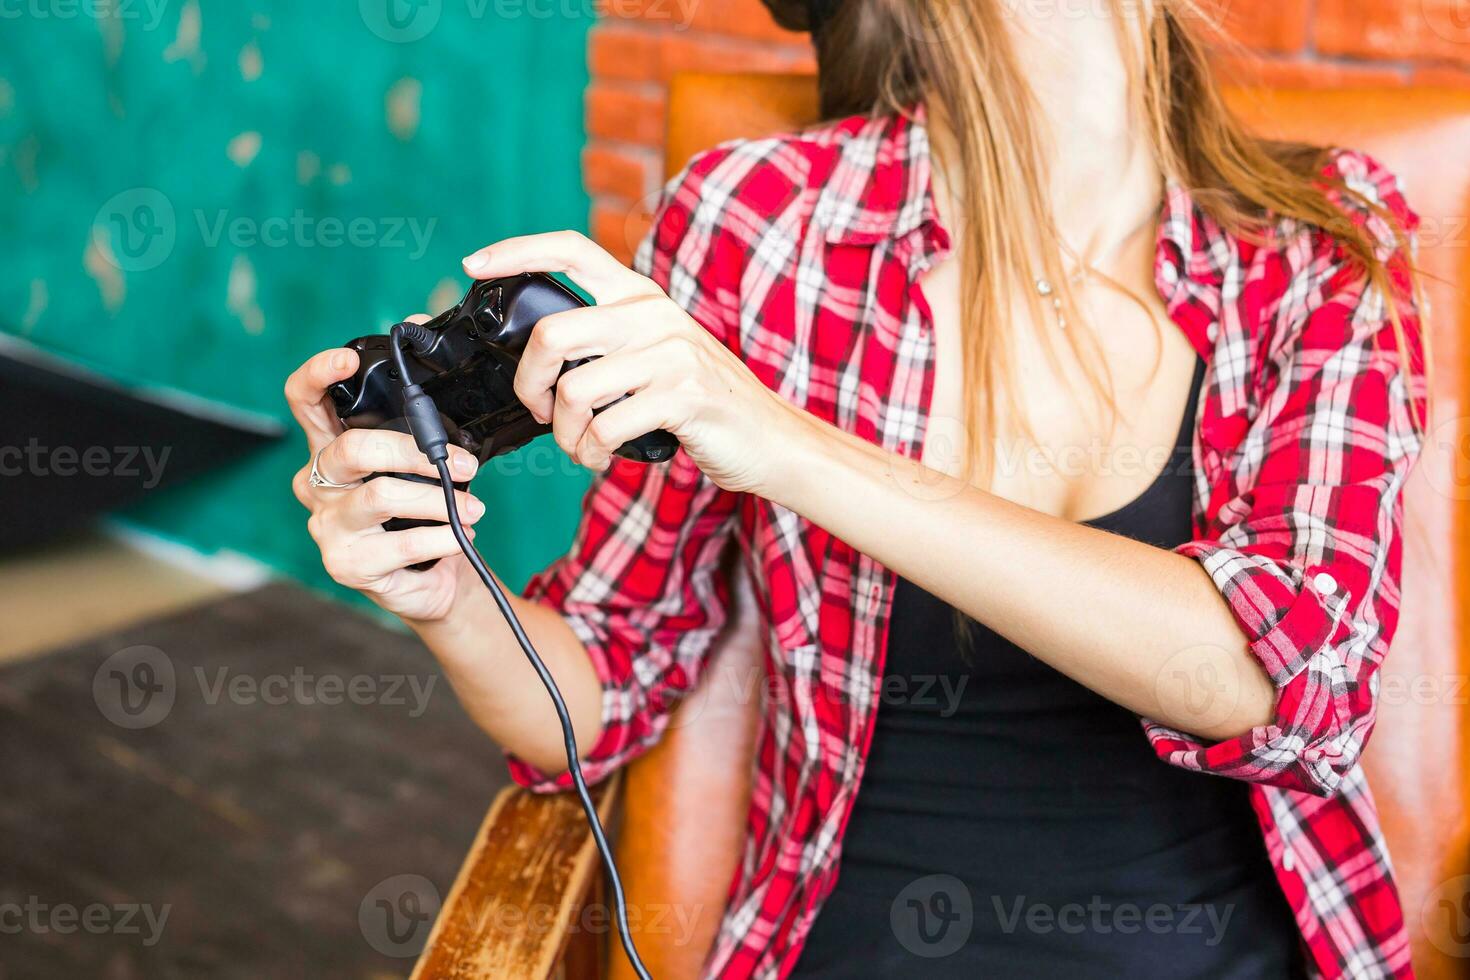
389,322 -> 654,980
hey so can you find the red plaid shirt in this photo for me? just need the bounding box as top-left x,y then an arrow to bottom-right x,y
511,109 -> 1426,979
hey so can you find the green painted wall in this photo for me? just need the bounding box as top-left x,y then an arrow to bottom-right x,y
1,2 -> 595,594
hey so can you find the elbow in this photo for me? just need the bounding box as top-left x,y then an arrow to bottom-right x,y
506,743 -> 623,796
1152,627 -> 1279,744
1185,665 -> 1280,744
1145,668 -> 1377,799
503,702 -> 622,795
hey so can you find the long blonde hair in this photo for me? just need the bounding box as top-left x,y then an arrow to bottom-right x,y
760,0 -> 1424,471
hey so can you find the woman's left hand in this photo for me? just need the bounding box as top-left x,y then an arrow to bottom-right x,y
462,231 -> 798,494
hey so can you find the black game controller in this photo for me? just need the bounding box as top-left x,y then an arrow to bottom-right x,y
330,273 -> 679,566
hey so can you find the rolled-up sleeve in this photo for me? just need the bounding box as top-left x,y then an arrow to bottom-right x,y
508,149 -> 745,792
1145,157 -> 1426,797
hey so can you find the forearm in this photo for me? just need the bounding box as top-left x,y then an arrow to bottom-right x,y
407,564 -> 603,774
768,408 -> 1276,741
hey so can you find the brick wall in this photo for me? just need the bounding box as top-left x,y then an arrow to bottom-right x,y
586,0 -> 1470,262
584,0 -> 811,261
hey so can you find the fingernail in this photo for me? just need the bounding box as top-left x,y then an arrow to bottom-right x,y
463,252 -> 489,274
331,351 -> 351,371
453,453 -> 478,479
467,497 -> 485,520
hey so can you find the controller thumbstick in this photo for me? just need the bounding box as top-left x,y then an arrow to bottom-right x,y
328,383 -> 354,415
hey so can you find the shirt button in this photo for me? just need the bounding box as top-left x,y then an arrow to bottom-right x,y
1313,572 -> 1339,597
1281,847 -> 1296,873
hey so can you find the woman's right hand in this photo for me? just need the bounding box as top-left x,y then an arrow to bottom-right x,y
285,343 -> 486,623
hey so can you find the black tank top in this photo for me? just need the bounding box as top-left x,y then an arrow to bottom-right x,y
794,359 -> 1303,978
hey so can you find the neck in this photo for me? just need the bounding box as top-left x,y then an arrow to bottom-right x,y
931,2 -> 1164,267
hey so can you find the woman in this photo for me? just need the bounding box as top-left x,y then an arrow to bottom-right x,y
285,1 -> 1425,977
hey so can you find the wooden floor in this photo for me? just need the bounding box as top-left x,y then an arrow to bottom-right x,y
0,530 -> 505,978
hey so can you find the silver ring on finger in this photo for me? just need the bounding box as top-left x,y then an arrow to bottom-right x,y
308,446 -> 357,490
